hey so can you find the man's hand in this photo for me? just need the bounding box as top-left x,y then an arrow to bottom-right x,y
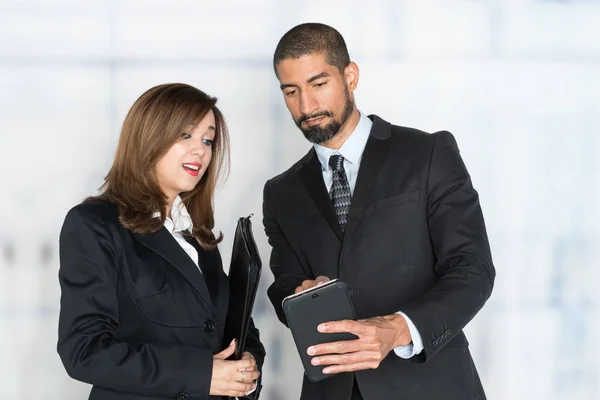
294,275 -> 330,294
307,314 -> 412,374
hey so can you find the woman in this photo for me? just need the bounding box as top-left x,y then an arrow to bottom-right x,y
57,83 -> 265,400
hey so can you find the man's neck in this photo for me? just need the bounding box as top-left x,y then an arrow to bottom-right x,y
320,108 -> 361,150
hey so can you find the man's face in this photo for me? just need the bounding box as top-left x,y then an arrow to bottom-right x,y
276,52 -> 355,144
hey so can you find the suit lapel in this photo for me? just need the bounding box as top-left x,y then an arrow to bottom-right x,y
343,115 -> 392,244
298,149 -> 344,241
209,251 -> 229,340
195,245 -> 223,308
134,228 -> 214,310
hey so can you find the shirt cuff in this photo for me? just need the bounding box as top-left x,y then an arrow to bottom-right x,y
393,311 -> 424,359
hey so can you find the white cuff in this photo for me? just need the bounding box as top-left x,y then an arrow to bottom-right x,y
392,311 -> 424,359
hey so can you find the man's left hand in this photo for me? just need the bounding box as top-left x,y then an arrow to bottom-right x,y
307,314 -> 412,374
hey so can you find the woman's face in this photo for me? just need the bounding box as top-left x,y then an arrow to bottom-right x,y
155,110 -> 215,204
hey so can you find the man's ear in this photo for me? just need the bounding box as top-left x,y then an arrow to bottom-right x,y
344,62 -> 359,92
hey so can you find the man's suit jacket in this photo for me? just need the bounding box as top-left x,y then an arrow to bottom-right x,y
263,115 -> 495,400
57,199 -> 265,400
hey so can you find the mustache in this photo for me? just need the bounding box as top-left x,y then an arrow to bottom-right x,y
297,111 -> 333,125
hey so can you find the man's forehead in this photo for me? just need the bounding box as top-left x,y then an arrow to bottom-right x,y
277,54 -> 338,81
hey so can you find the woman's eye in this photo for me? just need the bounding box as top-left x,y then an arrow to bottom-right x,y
180,132 -> 191,139
202,138 -> 214,147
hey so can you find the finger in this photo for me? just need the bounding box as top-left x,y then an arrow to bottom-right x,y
318,319 -> 373,336
245,358 -> 257,368
302,280 -> 316,291
295,286 -> 303,294
307,338 -> 373,356
311,351 -> 381,367
232,357 -> 256,371
223,382 -> 256,397
247,370 -> 261,381
238,362 -> 257,372
315,276 -> 330,285
322,360 -> 380,374
230,362 -> 260,377
234,369 -> 261,383
214,339 -> 236,359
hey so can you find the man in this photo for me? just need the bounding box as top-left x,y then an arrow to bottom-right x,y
263,22 -> 495,400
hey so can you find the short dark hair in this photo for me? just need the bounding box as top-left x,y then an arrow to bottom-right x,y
273,23 -> 351,75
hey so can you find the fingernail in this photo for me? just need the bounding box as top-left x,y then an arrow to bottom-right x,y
323,368 -> 331,374
230,339 -> 235,345
311,358 -> 320,365
318,324 -> 326,332
307,347 -> 316,355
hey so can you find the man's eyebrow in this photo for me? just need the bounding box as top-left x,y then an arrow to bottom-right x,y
307,72 -> 331,83
279,72 -> 331,90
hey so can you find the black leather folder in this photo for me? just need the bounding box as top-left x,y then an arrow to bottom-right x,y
223,214 -> 262,360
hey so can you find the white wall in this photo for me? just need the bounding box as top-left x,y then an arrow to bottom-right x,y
1,0 -> 599,399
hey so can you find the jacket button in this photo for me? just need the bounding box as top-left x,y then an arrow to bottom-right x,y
204,320 -> 216,332
176,393 -> 189,400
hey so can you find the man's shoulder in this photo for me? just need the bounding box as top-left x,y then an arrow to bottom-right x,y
387,121 -> 437,145
264,148 -> 313,191
371,115 -> 451,152
391,124 -> 432,139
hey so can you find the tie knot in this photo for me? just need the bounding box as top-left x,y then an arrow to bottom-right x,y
329,154 -> 345,171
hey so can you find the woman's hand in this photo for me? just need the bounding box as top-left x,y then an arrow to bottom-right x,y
210,340 -> 260,397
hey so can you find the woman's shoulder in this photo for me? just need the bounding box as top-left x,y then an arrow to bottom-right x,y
64,197 -> 120,228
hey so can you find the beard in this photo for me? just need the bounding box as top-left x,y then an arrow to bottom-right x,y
295,88 -> 355,145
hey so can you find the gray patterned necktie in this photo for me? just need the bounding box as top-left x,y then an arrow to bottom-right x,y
328,154 -> 352,232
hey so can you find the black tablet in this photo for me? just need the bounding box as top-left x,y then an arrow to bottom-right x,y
282,279 -> 357,382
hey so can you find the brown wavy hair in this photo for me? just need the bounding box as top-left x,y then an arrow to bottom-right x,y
94,83 -> 229,250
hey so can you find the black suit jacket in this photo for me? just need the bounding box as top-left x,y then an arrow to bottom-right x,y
263,115 -> 495,400
57,199 -> 265,400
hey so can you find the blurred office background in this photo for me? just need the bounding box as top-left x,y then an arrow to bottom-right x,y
1,0 -> 599,399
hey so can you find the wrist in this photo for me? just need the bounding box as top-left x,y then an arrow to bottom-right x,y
390,313 -> 412,347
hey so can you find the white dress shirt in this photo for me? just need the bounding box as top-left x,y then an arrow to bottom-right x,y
153,195 -> 200,272
313,112 -> 424,359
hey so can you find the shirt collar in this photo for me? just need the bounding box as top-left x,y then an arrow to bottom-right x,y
152,195 -> 193,233
314,111 -> 373,171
